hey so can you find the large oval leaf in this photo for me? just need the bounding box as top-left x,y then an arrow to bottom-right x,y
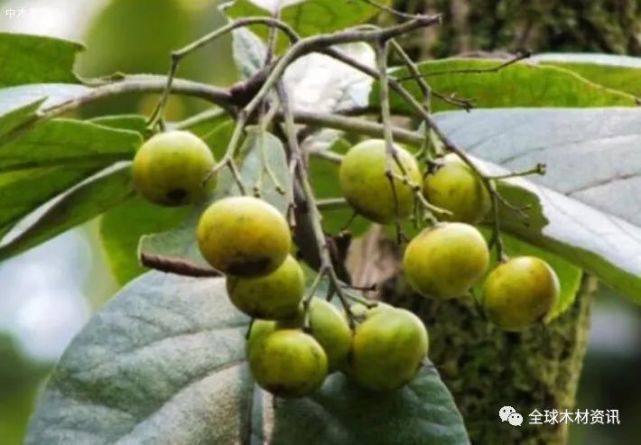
533,53 -> 641,97
27,272 -> 469,444
224,0 -> 387,38
434,108 -> 641,299
378,58 -> 635,113
0,165 -> 135,261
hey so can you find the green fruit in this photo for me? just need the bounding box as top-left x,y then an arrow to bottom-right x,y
263,298 -> 352,372
350,301 -> 395,320
348,308 -> 428,391
339,139 -> 421,224
403,223 -> 489,298
423,154 -> 491,224
227,255 -> 304,319
132,130 -> 215,206
246,314 -> 305,357
246,319 -> 276,356
308,299 -> 352,371
482,256 -> 560,331
364,301 -> 395,319
197,196 -> 291,276
349,303 -> 369,319
249,329 -> 328,398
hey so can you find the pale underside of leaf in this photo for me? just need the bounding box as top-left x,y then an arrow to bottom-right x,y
27,272 -> 469,445
433,108 -> 641,297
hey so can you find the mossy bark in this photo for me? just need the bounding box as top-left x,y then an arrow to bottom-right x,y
392,0 -> 641,58
382,274 -> 597,444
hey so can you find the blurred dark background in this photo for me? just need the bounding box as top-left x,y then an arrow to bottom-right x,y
0,1 -> 639,444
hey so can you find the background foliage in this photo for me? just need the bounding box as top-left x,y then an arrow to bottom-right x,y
1,0 -> 641,444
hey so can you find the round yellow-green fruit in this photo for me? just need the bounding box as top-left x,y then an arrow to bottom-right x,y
226,255 -> 304,319
246,319 -> 276,357
364,301 -> 395,319
197,196 -> 291,276
482,256 -> 560,331
348,308 -> 428,391
249,329 -> 328,398
350,301 -> 395,320
307,298 -> 352,371
339,139 -> 421,224
403,223 -> 489,298
132,130 -> 215,206
252,298 -> 352,372
423,154 -> 491,224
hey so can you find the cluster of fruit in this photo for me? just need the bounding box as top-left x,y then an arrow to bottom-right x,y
339,139 -> 560,331
131,130 -> 559,397
132,131 -> 428,397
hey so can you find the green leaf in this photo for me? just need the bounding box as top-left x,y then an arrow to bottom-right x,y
0,84 -> 89,121
0,117 -> 141,255
0,98 -> 45,139
232,28 -> 267,79
26,272 -> 468,445
0,166 -> 100,240
0,118 -> 141,172
272,367 -> 469,445
90,114 -> 150,135
435,108 -> 641,300
0,33 -> 82,86
0,166 -> 134,261
173,108 -> 235,161
224,0 -> 387,38
194,119 -> 236,161
309,138 -> 370,236
379,58 -> 635,113
533,53 -> 641,97
139,212 -> 207,266
236,127 -> 291,213
100,197 -> 191,285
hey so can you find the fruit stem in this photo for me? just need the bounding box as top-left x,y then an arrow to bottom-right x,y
487,163 -> 546,180
316,198 -> 348,210
277,83 -> 357,329
388,39 -> 474,112
302,41 -> 530,263
302,268 -> 327,330
377,40 -> 406,245
204,112 -> 249,194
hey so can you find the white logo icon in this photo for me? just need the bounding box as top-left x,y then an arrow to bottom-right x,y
499,405 -> 516,422
499,406 -> 523,426
508,412 -> 523,426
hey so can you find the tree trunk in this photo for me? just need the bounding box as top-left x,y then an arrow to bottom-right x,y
392,0 -> 641,58
347,231 -> 597,444
385,274 -> 596,444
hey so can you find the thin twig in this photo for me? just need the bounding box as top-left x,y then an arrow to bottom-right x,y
148,16 -> 299,129
140,253 -> 221,277
376,40 -> 405,244
487,163 -> 546,180
396,51 -> 532,81
277,82 -> 357,328
317,198 -> 348,210
318,45 -> 521,261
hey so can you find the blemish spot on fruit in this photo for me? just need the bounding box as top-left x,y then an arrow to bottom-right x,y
166,188 -> 187,203
228,257 -> 271,276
